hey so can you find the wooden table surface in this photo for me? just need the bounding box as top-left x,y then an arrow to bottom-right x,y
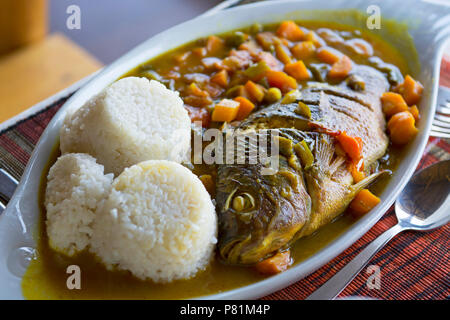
0,0 -> 221,123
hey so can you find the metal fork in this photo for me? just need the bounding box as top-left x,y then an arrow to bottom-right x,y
0,169 -> 18,214
431,86 -> 450,138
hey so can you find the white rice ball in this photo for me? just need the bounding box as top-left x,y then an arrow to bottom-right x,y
45,153 -> 113,256
90,160 -> 217,283
60,77 -> 191,176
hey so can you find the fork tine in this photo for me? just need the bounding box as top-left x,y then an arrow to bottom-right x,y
431,125 -> 450,134
434,114 -> 450,122
437,105 -> 450,115
434,87 -> 450,130
430,130 -> 450,138
433,119 -> 450,129
0,169 -> 18,202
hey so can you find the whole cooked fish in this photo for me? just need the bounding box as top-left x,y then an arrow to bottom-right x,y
216,65 -> 390,265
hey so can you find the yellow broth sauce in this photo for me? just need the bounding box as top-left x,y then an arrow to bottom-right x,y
23,20 -> 411,299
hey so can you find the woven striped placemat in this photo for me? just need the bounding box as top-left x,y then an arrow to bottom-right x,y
0,55 -> 449,301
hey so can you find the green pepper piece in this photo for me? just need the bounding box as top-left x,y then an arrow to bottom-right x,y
281,89 -> 302,104
264,87 -> 282,103
249,23 -> 263,34
294,140 -> 314,169
244,61 -> 269,81
275,136 -> 293,156
346,74 -> 365,91
225,85 -> 246,98
226,31 -> 248,47
295,101 -> 311,118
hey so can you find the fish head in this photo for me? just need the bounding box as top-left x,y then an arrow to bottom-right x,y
216,155 -> 311,265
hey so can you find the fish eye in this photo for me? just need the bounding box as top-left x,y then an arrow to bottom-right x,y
232,193 -> 255,212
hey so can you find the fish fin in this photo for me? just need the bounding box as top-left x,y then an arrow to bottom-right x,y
311,134 -> 336,177
329,155 -> 347,176
350,170 -> 388,194
316,134 -> 334,165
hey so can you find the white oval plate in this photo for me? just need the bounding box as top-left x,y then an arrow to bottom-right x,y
0,0 -> 449,300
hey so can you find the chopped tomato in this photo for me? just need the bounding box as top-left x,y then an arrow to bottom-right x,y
335,131 -> 363,161
184,105 -> 210,127
254,251 -> 293,275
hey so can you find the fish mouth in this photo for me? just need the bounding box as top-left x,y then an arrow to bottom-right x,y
219,227 -> 296,265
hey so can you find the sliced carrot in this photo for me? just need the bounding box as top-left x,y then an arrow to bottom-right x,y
211,99 -> 240,122
387,111 -> 418,145
335,131 -> 363,161
276,21 -> 304,41
234,96 -> 255,121
284,60 -> 311,81
350,189 -> 381,217
381,92 -> 409,117
291,41 -> 316,60
210,70 -> 229,87
275,43 -> 292,65
396,75 -> 424,105
206,35 -> 225,55
328,55 -> 353,78
254,251 -> 293,275
409,105 -> 420,122
316,46 -> 342,64
266,70 -> 298,93
244,80 -> 265,103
